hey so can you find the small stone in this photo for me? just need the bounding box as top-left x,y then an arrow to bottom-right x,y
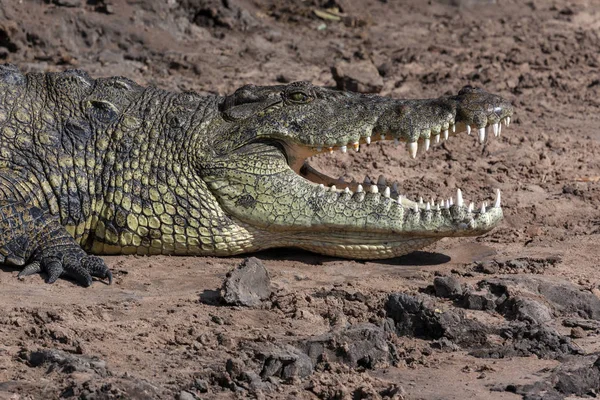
570,327 -> 586,339
479,261 -> 499,274
253,344 -> 313,380
331,60 -> 384,94
464,291 -> 496,311
194,379 -> 209,393
52,0 -> 83,6
178,390 -> 196,400
226,358 -> 245,379
221,257 -> 271,307
433,276 -> 463,298
505,296 -> 553,325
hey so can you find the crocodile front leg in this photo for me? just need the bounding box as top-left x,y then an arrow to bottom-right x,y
0,200 -> 112,286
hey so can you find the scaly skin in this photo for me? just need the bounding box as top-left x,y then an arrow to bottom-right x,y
0,65 -> 513,286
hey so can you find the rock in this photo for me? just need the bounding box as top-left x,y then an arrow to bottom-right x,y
193,379 -> 209,393
52,0 -> 83,7
483,276 -> 600,320
221,257 -> 271,307
501,355 -> 600,399
437,0 -> 497,5
180,0 -> 259,31
331,60 -> 384,94
178,390 -> 197,400
433,276 -> 463,298
563,318 -> 600,331
570,327 -> 586,338
385,293 -> 488,346
299,323 -> 394,369
471,322 -> 580,359
226,358 -> 246,379
478,260 -> 499,274
253,344 -> 313,380
501,296 -> 553,324
463,291 -> 497,311
24,349 -> 107,376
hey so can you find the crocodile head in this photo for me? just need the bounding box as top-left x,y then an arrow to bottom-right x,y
200,82 -> 513,259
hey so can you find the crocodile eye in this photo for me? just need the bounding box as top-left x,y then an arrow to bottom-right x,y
288,91 -> 312,103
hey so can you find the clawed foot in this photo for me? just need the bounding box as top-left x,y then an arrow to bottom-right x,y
0,201 -> 113,287
16,252 -> 112,287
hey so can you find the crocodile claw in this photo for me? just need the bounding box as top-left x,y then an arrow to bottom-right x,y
18,252 -> 112,286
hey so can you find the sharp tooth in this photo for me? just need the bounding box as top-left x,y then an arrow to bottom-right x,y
506,117 -> 511,127
330,185 -> 337,191
434,134 -> 440,143
408,142 -> 418,158
356,184 -> 363,193
445,199 -> 450,209
370,185 -> 378,193
366,136 -> 371,144
426,202 -> 431,211
466,125 -> 471,135
443,129 -> 449,140
478,127 -> 486,143
494,189 -> 501,208
436,204 -> 440,211
498,123 -> 502,136
449,197 -> 454,206
481,203 -> 486,213
430,197 -> 435,205
384,187 -> 391,198
319,184 -> 325,189
328,147 -> 334,153
484,201 -> 488,208
394,138 -> 400,146
353,142 -> 360,151
398,194 -> 402,203
414,203 -> 419,212
493,123 -> 499,137
419,197 -> 423,204
377,175 -> 386,186
344,187 -> 350,193
424,138 -> 430,151
468,202 -> 474,212
456,188 -> 463,207
316,147 -> 322,152
341,145 -> 347,153
452,124 -> 456,133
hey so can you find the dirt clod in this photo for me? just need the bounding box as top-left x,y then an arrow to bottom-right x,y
331,60 -> 384,93
299,323 -> 395,369
433,276 -> 463,299
221,257 -> 272,307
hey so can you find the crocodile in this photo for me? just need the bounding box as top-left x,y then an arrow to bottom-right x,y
0,65 -> 513,286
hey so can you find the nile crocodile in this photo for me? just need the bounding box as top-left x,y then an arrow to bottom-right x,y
0,65 -> 513,286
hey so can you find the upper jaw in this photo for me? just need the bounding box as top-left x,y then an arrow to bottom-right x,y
283,85 -> 513,165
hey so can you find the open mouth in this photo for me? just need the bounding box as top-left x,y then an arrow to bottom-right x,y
284,116 -> 512,223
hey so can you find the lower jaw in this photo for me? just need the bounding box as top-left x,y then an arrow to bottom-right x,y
270,236 -> 442,259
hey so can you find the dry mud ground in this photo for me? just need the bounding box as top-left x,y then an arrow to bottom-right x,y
1,0 -> 600,398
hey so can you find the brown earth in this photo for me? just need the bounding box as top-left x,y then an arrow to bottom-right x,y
1,0 -> 600,399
